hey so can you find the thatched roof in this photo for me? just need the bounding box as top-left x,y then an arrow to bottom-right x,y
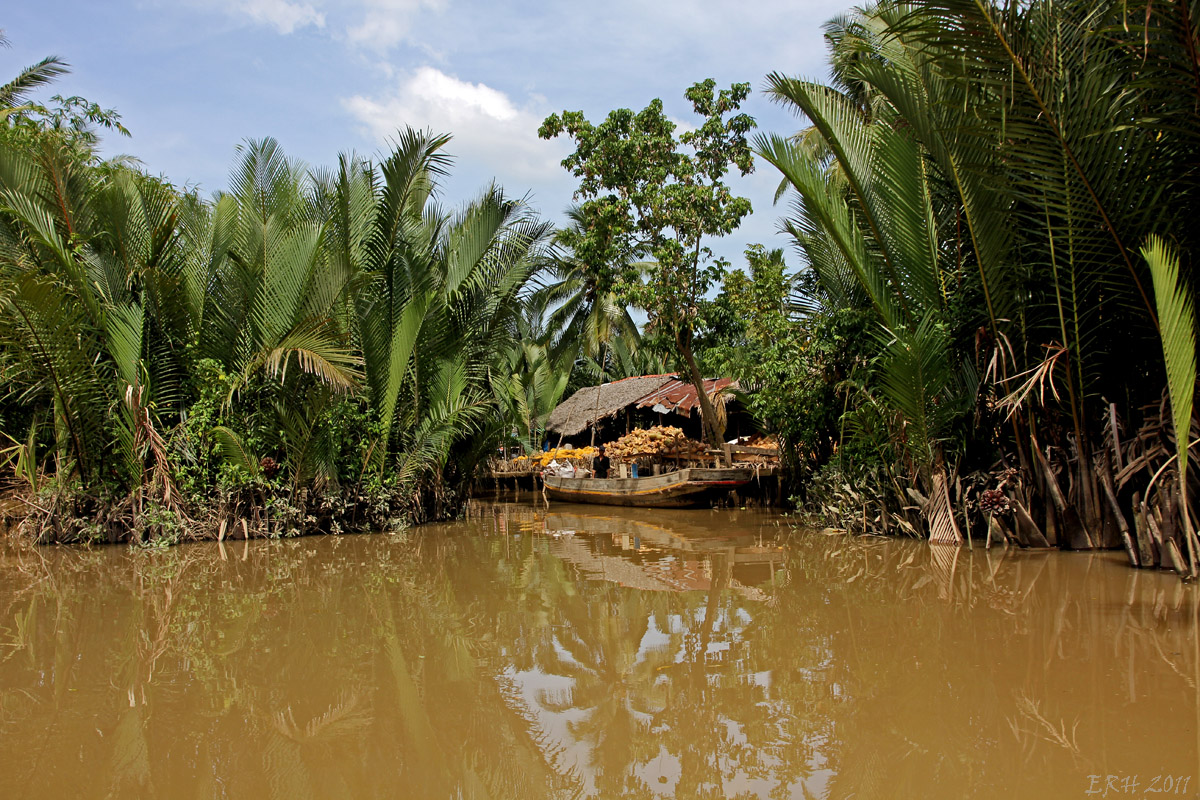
546,375 -> 673,437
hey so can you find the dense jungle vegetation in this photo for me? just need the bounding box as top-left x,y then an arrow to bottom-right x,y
1,0 -> 1198,576
751,0 -> 1200,576
0,53 -> 561,540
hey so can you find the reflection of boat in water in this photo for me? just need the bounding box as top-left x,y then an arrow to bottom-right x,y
543,510 -> 787,598
544,510 -> 782,557
543,467 -> 753,508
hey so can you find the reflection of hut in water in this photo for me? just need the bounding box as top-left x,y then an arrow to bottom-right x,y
544,512 -> 786,599
546,374 -> 753,446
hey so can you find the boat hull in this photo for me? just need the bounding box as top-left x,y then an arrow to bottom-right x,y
543,468 -> 754,508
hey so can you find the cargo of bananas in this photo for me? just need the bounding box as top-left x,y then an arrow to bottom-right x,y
604,426 -> 708,462
513,446 -> 598,469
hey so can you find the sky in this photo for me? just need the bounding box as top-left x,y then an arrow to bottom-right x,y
4,0 -> 852,270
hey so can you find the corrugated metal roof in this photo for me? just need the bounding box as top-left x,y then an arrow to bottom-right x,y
634,376 -> 736,418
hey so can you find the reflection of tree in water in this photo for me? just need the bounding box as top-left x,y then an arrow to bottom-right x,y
487,509 -> 1200,800
518,541 -> 831,800
534,587 -> 672,796
642,553 -> 832,800
0,535 -> 580,799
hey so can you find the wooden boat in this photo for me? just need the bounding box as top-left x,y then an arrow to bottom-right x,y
542,467 -> 755,508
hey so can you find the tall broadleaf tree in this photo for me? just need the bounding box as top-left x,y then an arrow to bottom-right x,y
540,79 -> 756,451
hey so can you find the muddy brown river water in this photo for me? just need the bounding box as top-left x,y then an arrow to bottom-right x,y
1,502 -> 1198,798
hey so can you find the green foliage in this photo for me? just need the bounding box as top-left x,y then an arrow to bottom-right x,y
535,206 -> 642,375
3,94 -> 130,151
755,0 -> 1199,549
490,305 -> 571,452
1143,234 -> 1198,568
0,107 -> 553,537
1143,236 -> 1197,486
1,31 -> 129,159
210,425 -> 262,481
540,79 -> 756,447
696,246 -> 873,484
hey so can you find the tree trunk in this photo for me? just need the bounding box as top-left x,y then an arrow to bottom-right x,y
679,340 -> 724,456
588,341 -> 608,456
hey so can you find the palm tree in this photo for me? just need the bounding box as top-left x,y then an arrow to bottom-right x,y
537,206 -> 641,379
322,129 -> 553,505
0,31 -> 68,115
171,138 -> 366,502
756,12 -> 974,542
0,122 -> 554,536
757,0 -> 1199,558
0,137 -> 186,503
575,332 -> 668,385
491,294 -> 571,452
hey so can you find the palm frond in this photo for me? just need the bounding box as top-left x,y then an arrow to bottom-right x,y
1143,235 -> 1196,491
210,425 -> 261,479
0,55 -> 69,109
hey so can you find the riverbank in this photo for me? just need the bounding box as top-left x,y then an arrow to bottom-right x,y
0,482 -> 462,546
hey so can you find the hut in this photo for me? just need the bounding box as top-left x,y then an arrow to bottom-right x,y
636,376 -> 734,416
546,374 -> 753,445
545,375 -> 673,445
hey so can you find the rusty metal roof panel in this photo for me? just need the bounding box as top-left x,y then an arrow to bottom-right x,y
634,377 -> 736,418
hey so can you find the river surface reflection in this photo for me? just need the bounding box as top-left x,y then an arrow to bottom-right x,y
1,502 -> 1198,798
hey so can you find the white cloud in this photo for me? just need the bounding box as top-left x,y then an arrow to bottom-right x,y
343,66 -> 565,185
232,0 -> 325,33
344,0 -> 445,51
